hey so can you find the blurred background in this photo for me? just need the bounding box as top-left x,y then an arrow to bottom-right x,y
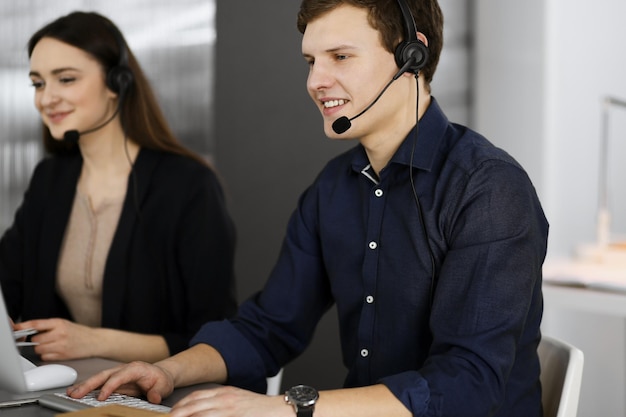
1,1 -> 626,416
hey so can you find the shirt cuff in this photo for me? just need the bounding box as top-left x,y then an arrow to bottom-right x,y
379,371 -> 438,417
190,319 -> 267,393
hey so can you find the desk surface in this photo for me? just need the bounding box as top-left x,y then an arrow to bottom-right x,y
544,282 -> 626,317
0,356 -> 215,416
543,258 -> 626,293
542,257 -> 626,317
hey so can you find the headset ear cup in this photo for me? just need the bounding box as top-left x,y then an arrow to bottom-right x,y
394,40 -> 429,74
106,66 -> 134,95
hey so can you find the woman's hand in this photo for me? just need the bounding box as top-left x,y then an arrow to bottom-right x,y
14,318 -> 170,362
15,318 -> 96,361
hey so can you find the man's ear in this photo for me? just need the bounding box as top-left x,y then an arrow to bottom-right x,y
417,32 -> 428,47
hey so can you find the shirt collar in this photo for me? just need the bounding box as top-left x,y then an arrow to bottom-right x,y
350,97 -> 449,178
360,164 -> 379,185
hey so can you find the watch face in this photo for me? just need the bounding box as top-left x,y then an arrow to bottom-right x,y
288,385 -> 319,406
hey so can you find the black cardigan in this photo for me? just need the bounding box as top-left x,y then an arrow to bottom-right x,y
0,148 -> 237,355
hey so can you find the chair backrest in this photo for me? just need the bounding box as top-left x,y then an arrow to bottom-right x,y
266,368 -> 284,396
538,335 -> 584,417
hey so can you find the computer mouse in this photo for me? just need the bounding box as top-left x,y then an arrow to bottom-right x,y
23,364 -> 78,392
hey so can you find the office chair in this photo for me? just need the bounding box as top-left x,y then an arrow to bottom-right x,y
538,335 -> 584,417
266,368 -> 284,396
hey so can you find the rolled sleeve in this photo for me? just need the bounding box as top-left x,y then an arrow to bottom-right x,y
190,320 -> 267,393
379,371 -> 435,416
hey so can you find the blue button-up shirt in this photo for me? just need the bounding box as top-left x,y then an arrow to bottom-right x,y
191,98 -> 548,417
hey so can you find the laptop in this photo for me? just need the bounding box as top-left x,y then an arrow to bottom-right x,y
0,288 -> 42,394
0,286 -> 80,409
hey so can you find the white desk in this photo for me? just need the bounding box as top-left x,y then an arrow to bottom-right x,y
543,261 -> 626,417
543,282 -> 626,316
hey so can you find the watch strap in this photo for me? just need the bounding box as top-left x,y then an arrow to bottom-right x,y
296,407 -> 314,417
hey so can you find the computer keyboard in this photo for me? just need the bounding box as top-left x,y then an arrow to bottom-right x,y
38,391 -> 171,413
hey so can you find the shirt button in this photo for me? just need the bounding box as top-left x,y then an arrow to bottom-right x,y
368,241 -> 377,250
374,189 -> 383,197
366,295 -> 374,304
360,349 -> 369,357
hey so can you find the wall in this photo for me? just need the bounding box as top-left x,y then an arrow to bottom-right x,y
474,0 -> 626,258
214,1 -> 349,390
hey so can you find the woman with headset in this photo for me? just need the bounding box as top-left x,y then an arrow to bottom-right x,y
0,11 -> 237,363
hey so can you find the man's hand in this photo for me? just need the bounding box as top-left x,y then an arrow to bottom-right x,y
67,361 -> 175,406
169,386 -> 291,417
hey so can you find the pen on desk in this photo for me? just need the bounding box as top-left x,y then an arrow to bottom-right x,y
0,398 -> 39,408
16,341 -> 39,347
13,328 -> 38,339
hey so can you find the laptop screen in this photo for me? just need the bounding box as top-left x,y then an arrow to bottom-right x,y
0,289 -> 29,393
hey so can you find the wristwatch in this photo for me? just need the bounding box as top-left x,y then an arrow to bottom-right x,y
284,384 -> 319,417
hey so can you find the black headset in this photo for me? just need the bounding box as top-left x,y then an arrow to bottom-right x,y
103,19 -> 141,218
105,21 -> 134,98
394,0 -> 429,74
394,0 -> 436,306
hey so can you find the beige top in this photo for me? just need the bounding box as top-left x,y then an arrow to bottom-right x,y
56,190 -> 124,327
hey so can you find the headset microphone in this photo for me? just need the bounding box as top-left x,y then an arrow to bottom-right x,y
62,105 -> 121,144
62,130 -> 80,145
331,57 -> 415,134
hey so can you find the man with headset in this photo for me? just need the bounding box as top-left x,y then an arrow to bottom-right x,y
70,1 -> 548,416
